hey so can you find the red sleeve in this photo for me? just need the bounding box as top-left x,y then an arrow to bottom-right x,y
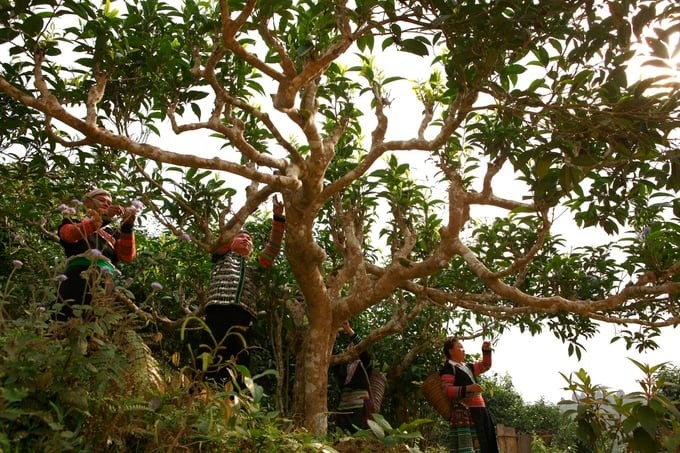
258,219 -> 285,267
473,349 -> 492,376
441,373 -> 466,400
115,231 -> 136,263
58,217 -> 100,243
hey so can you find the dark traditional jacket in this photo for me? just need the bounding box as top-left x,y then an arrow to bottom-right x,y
206,217 -> 285,317
440,350 -> 492,409
58,217 -> 136,267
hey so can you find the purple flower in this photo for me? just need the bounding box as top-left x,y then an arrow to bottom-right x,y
58,204 -> 76,216
12,260 -> 23,269
130,200 -> 145,212
640,226 -> 651,240
151,282 -> 163,291
90,249 -> 102,258
55,274 -> 68,282
71,199 -> 83,207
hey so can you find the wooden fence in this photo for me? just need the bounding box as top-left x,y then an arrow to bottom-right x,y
496,424 -> 552,453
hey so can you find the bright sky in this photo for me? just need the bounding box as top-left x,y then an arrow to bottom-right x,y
486,323 -> 680,403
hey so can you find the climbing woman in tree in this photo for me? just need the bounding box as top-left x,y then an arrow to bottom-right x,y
55,188 -> 138,320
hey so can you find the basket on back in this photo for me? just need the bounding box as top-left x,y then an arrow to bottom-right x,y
369,369 -> 387,413
421,371 -> 451,420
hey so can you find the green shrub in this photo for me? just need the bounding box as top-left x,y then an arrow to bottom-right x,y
561,361 -> 680,453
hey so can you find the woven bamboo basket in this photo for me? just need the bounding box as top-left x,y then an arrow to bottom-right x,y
421,372 -> 451,420
369,369 -> 387,413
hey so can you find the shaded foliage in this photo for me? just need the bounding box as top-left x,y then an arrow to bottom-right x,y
1,0 -> 679,435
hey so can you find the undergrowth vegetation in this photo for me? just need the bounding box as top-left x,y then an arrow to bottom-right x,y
1,250 -> 677,452
0,307 -> 328,452
0,282 -> 426,452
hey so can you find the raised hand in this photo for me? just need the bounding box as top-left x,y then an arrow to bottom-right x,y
273,195 -> 284,217
121,207 -> 137,227
342,321 -> 354,336
106,204 -> 125,219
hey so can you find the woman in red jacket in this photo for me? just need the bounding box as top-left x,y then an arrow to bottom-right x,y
440,336 -> 499,453
55,188 -> 137,320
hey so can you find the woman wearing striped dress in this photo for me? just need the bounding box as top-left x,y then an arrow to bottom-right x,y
440,337 -> 499,453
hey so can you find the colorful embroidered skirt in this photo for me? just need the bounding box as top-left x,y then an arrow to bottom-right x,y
442,405 -> 479,453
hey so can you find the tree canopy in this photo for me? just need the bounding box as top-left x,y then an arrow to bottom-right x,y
1,0 -> 679,434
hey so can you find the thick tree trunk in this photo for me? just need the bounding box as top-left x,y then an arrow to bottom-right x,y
284,209 -> 336,434
291,327 -> 308,423
301,319 -> 334,435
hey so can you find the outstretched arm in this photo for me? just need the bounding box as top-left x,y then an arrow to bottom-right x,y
343,321 -> 371,366
258,195 -> 286,267
116,207 -> 137,263
473,341 -> 493,376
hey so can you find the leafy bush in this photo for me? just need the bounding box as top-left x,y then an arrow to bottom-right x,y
561,360 -> 680,453
0,306 -> 156,451
484,372 -> 577,451
0,293 -> 338,452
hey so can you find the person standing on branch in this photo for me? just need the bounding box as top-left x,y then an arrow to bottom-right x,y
201,195 -> 285,384
332,321 -> 375,433
55,188 -> 137,320
440,337 -> 499,453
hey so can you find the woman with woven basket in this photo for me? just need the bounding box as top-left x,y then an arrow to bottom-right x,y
440,336 -> 499,453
